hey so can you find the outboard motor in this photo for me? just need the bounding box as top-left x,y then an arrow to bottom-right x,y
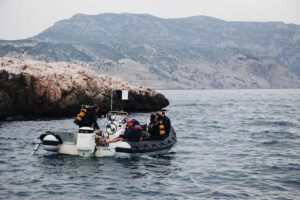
76,127 -> 96,157
40,133 -> 62,152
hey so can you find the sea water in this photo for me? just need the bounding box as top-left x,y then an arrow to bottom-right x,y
0,89 -> 299,199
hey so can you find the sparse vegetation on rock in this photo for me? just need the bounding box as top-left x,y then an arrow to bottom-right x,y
0,57 -> 169,119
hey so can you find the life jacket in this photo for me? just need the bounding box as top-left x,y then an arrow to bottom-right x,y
74,105 -> 89,125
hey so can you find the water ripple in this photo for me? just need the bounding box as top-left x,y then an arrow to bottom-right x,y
1,89 -> 300,199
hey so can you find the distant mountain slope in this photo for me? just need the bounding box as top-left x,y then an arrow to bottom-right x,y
1,13 -> 300,89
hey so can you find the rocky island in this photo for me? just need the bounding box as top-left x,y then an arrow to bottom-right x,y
0,57 -> 169,120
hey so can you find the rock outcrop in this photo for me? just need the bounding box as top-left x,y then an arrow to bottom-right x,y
0,57 -> 169,120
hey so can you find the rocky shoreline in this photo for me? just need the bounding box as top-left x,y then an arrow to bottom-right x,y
0,57 -> 169,120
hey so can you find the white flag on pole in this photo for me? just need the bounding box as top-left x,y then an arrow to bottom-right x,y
122,90 -> 128,100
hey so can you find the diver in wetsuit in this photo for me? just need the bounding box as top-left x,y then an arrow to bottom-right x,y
147,113 -> 159,140
149,112 -> 171,140
105,119 -> 143,144
160,111 -> 171,136
74,105 -> 100,130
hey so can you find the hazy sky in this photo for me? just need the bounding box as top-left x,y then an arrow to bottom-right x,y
0,0 -> 299,40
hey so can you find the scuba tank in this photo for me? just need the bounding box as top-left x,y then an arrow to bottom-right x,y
159,124 -> 166,136
74,105 -> 89,125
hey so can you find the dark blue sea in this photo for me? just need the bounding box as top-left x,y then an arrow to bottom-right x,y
0,90 -> 300,199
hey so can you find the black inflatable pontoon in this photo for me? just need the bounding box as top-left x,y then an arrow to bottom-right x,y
115,127 -> 177,156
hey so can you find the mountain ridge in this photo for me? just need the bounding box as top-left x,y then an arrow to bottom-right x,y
1,13 -> 299,89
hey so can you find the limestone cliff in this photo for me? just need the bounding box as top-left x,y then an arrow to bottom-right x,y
0,57 -> 169,119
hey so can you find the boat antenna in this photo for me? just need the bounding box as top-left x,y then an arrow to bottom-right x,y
110,85 -> 113,111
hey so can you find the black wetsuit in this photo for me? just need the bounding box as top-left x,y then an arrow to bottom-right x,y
149,121 -> 162,140
120,125 -> 143,141
163,116 -> 171,135
79,108 -> 99,129
148,116 -> 171,140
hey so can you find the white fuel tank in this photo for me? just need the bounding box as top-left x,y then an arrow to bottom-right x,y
76,127 -> 96,157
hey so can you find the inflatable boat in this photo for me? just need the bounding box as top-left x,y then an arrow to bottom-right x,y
34,111 -> 176,157
115,127 -> 176,157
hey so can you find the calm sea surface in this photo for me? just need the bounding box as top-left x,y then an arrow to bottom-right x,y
0,89 -> 299,200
